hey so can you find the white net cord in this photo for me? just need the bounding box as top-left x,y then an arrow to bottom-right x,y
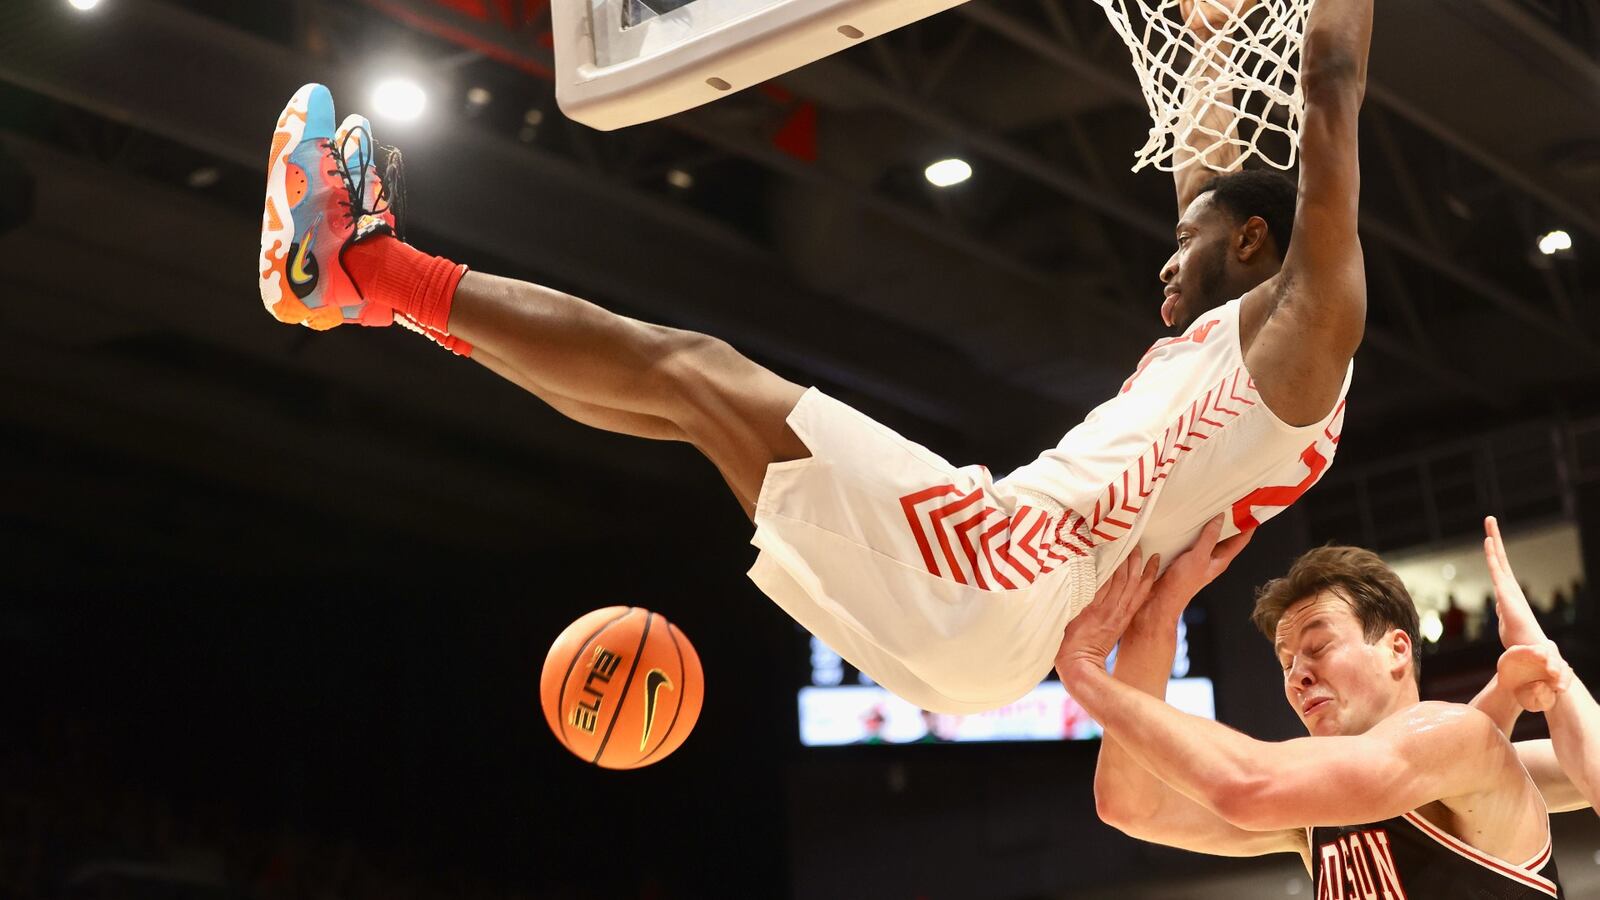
1093,0 -> 1314,172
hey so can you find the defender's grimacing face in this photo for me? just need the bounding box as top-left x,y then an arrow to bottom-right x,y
1273,592 -> 1411,738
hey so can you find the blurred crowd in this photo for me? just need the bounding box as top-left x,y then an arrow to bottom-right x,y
0,719 -> 664,900
1427,578 -> 1589,650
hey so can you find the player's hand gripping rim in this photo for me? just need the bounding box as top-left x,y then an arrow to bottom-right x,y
1179,0 -> 1255,55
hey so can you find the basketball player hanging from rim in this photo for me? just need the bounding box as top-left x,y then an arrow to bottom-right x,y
256,0 -> 1361,714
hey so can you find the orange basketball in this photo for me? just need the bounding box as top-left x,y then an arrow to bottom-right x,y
539,607 -> 704,769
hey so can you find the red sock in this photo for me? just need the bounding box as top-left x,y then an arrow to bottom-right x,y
393,313 -> 475,357
425,328 -> 474,358
345,235 -> 467,334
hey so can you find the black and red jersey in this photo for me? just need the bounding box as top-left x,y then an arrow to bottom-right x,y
1310,810 -> 1562,899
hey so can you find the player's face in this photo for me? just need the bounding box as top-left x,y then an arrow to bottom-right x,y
1274,592 -> 1411,738
1159,195 -> 1231,330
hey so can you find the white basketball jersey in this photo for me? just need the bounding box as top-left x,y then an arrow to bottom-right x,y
748,296 -> 1351,712
998,296 -> 1350,582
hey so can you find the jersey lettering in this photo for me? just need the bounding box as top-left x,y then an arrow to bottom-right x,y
1318,830 -> 1408,900
1340,835 -> 1379,900
1361,832 -> 1407,900
1231,441 -> 1330,530
1319,842 -> 1345,900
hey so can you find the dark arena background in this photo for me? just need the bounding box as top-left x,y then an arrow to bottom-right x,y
4,0 -> 1600,897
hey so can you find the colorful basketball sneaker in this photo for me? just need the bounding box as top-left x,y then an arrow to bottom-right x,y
334,112 -> 397,233
333,112 -> 468,353
258,84 -> 393,330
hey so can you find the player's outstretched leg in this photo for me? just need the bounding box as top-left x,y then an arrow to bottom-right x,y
257,84 -> 806,514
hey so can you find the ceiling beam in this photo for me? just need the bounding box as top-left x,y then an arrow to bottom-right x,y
349,0 -> 1155,335
954,2 -> 1595,353
962,1 -> 1600,244
1470,0 -> 1600,99
0,0 -> 1057,432
335,0 -> 1517,404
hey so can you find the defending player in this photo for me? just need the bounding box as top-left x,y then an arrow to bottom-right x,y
252,0 -> 1364,713
1061,522 -> 1567,897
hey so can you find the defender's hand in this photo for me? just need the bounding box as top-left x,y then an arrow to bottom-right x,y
1497,642 -> 1573,713
1134,514 -> 1254,631
1057,548 -> 1160,674
1484,516 -> 1547,649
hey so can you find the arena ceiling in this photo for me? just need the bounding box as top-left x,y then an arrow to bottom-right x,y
2,6 -> 1598,897
1,0 -> 1598,563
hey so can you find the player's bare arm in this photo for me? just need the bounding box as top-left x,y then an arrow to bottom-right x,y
1468,516 -> 1587,810
1236,0 -> 1371,426
1091,521 -> 1302,858
1510,739 -> 1592,815
1172,0 -> 1246,213
1546,679 -> 1600,814
1055,572 -> 1546,862
1482,516 -> 1600,815
1470,670 -> 1591,813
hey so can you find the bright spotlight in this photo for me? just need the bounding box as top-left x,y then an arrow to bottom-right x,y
372,78 -> 427,122
924,158 -> 972,188
68,0 -> 101,10
1538,229 -> 1572,256
1420,610 -> 1444,644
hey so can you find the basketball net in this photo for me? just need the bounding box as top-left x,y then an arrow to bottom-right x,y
1093,0 -> 1312,172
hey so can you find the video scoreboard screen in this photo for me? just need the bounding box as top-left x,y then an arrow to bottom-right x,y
797,611 -> 1215,746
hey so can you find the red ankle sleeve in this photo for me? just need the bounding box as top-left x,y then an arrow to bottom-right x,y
345,235 -> 466,333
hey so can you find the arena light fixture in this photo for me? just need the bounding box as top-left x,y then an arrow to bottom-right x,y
1419,610 -> 1444,644
924,158 -> 971,188
1537,229 -> 1573,256
68,0 -> 101,10
186,167 -> 221,189
518,109 -> 544,144
372,77 -> 427,123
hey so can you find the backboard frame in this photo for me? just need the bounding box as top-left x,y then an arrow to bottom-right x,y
553,0 -> 967,130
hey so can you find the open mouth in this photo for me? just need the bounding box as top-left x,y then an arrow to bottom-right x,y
1160,292 -> 1180,327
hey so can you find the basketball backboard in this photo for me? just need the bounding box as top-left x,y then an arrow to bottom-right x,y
552,0 -> 967,130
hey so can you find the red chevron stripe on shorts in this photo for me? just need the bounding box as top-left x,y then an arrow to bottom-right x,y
898,366 -> 1258,587
1055,513 -> 1092,557
900,492 -> 1070,588
900,484 -> 961,576
1016,507 -> 1048,571
981,516 -> 1022,588
954,508 -> 994,589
